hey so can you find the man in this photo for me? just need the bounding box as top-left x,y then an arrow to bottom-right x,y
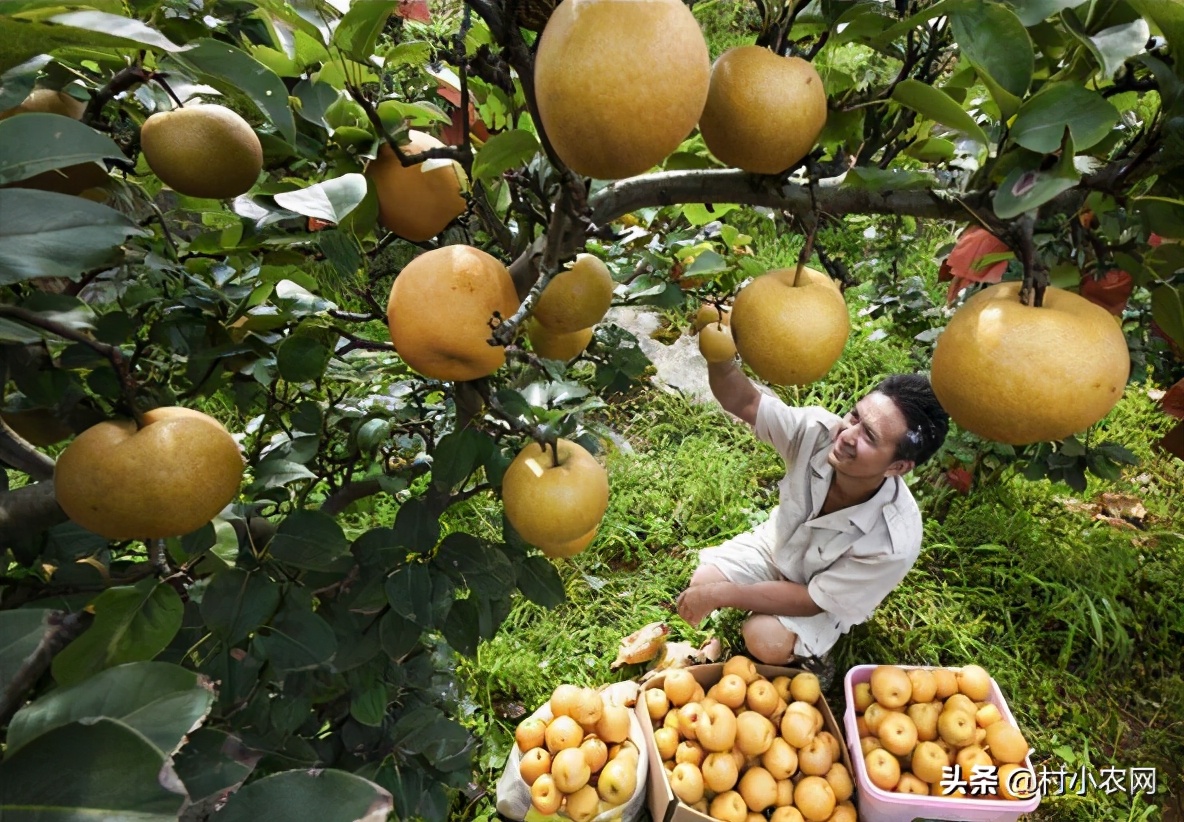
676,356 -> 949,667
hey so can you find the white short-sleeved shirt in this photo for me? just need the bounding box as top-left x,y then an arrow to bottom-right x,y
700,393 -> 923,655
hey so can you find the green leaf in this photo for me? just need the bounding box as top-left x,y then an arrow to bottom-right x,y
6,660 -> 212,757
0,609 -> 53,688
440,597 -> 480,656
0,719 -> 185,820
684,249 -> 727,277
1129,0 -> 1184,79
0,55 -> 50,110
680,202 -> 740,226
515,555 -> 566,608
470,128 -> 540,184
891,79 -> 990,146
173,728 -> 260,802
1000,0 -> 1081,26
432,427 -> 494,490
277,333 -> 332,382
1151,285 -> 1184,350
1087,18 -> 1151,78
212,769 -> 393,822
51,579 -> 184,687
386,564 -> 434,626
391,708 -> 472,772
379,610 -> 420,660
0,113 -> 124,186
950,1 -> 1032,116
1133,196 -> 1184,239
255,602 -> 337,672
47,10 -> 187,52
269,509 -> 350,570
0,189 -> 147,285
391,497 -> 441,554
350,683 -> 388,727
1011,84 -> 1119,153
331,0 -> 398,62
200,568 -> 282,644
844,167 -> 935,191
170,39 -> 296,143
993,133 -> 1080,219
272,173 -> 367,224
433,533 -> 516,598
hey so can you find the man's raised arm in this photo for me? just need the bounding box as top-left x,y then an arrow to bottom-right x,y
707,359 -> 762,426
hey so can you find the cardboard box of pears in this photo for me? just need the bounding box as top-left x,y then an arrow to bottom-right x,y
639,660 -> 857,822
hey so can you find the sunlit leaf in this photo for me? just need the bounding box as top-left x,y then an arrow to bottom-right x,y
213,769 -> 393,822
0,113 -> 124,185
1010,84 -> 1120,153
891,79 -> 990,146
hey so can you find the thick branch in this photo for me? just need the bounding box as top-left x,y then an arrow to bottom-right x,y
0,481 -> 67,546
0,419 -> 55,481
584,169 -> 1098,229
321,479 -> 383,516
0,610 -> 92,725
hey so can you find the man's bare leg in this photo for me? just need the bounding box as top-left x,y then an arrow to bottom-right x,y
742,614 -> 798,666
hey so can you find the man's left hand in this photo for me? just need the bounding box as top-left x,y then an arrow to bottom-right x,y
676,582 -> 729,627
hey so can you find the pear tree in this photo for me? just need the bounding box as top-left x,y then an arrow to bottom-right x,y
0,0 -> 1182,818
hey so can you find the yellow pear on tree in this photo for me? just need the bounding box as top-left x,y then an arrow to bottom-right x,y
526,317 -> 595,361
698,46 -> 828,175
367,130 -> 468,242
534,0 -> 710,179
730,266 -> 849,385
54,407 -> 244,540
502,438 -> 609,557
698,322 -> 736,363
693,303 -> 731,331
1,88 -> 110,196
140,104 -> 263,199
532,254 -> 616,333
388,245 -> 520,382
931,281 -> 1130,444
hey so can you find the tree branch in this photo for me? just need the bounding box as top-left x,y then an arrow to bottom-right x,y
320,479 -> 384,516
0,419 -> 55,481
0,610 -> 92,726
0,305 -> 142,425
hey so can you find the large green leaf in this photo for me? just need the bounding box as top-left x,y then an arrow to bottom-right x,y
515,555 -> 566,608
255,601 -> 337,672
385,563 -> 435,627
48,10 -> 185,51
272,173 -> 367,224
891,79 -> 990,146
431,427 -> 495,490
390,496 -> 441,554
51,579 -> 184,686
330,0 -> 398,62
1129,0 -> 1184,78
433,533 -> 516,598
1000,0 -> 1081,26
173,728 -> 260,802
269,509 -> 350,570
950,1 -> 1033,116
200,568 -> 282,645
1010,83 -> 1120,153
0,113 -> 124,186
0,609 -> 53,687
211,769 -> 393,822
993,136 -> 1081,219
471,129 -> 541,185
390,707 -> 472,772
170,39 -> 296,143
6,660 -> 212,757
0,719 -> 186,820
1132,195 -> 1184,239
0,189 -> 147,284
1151,285 -> 1184,350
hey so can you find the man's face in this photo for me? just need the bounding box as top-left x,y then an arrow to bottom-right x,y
828,392 -> 915,479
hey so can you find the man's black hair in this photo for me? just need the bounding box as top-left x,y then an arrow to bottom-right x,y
872,373 -> 949,466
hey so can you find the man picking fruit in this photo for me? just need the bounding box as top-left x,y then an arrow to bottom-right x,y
675,359 -> 948,669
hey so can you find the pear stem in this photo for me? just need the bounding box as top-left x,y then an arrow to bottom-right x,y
794,212 -> 819,287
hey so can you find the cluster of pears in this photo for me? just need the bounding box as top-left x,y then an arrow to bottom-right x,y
533,0 -> 826,180
694,261 -> 851,388
853,664 -> 1033,801
645,657 -> 856,822
515,684 -> 642,820
525,254 -> 616,362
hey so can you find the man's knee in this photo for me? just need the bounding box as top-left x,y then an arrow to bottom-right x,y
689,563 -> 728,587
742,615 -> 797,665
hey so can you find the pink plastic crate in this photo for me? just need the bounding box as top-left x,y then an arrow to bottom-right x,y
844,664 -> 1041,822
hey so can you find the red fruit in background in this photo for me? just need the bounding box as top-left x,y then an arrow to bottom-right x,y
944,466 -> 973,495
1080,269 -> 1134,316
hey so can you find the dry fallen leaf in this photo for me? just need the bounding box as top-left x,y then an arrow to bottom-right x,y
609,621 -> 669,670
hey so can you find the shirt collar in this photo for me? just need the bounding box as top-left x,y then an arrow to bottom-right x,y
810,419 -> 902,534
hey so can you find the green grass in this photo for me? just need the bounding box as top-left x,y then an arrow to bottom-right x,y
454,341 -> 1184,820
